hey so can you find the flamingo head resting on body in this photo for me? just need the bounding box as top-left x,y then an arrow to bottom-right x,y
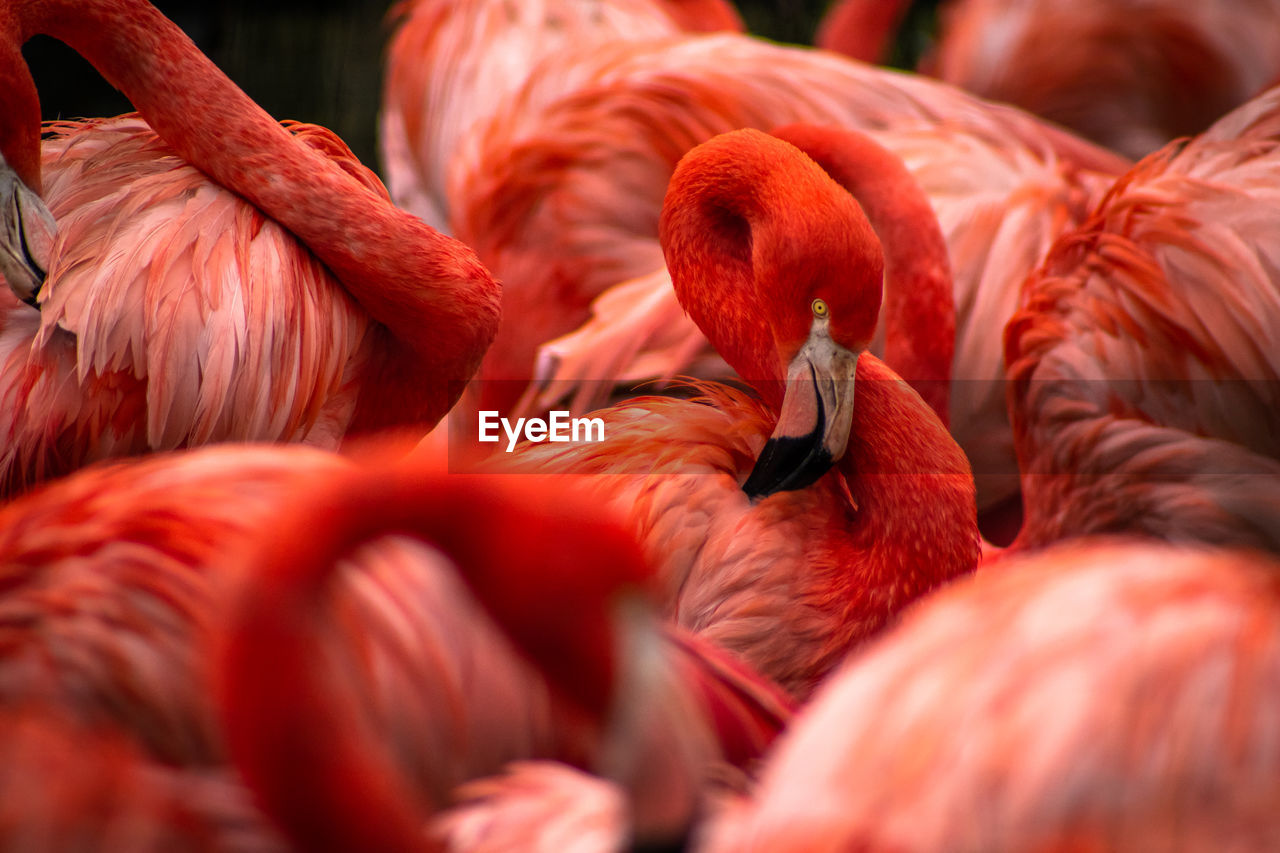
659,128 -> 884,499
0,11 -> 57,307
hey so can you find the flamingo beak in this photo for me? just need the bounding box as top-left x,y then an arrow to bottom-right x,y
742,327 -> 860,500
0,154 -> 57,309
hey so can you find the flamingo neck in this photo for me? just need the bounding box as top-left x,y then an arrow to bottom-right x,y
815,0 -> 913,64
837,355 -> 978,584
5,0 -> 499,430
775,125 -> 954,427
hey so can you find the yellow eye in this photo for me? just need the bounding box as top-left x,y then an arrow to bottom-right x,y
812,298 -> 829,318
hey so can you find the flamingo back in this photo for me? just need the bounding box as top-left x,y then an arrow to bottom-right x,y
0,117 -> 378,494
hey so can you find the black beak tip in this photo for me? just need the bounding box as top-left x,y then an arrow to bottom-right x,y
742,434 -> 834,500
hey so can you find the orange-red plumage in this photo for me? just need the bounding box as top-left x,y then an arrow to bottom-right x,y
0,0 -> 498,498
1005,86 -> 1280,553
497,129 -> 980,699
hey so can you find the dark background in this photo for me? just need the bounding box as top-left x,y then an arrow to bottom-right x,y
23,0 -> 940,178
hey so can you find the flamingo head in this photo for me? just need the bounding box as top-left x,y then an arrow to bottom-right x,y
660,128 -> 883,499
0,12 -> 54,307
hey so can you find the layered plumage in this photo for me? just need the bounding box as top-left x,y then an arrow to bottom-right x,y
817,0 -> 1280,160
212,449 -> 792,852
924,0 -> 1280,160
495,129 -> 980,699
1005,86 -> 1280,553
0,440 -> 791,848
705,541 -> 1280,850
0,0 -> 499,497
379,0 -> 741,232
441,30 -> 1125,515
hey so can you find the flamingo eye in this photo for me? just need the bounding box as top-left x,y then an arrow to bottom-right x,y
811,298 -> 829,318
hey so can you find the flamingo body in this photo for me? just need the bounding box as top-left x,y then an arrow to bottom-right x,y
448,32 -> 1124,514
498,129 -> 980,699
1006,87 -> 1280,552
0,0 -> 499,497
380,0 -> 741,232
705,541 -> 1280,850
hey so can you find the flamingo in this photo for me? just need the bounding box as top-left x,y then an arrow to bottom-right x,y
818,0 -> 1280,160
0,440 -> 790,844
0,704 -> 284,851
443,30 -> 1126,518
211,448 -> 795,852
489,128 -> 980,699
214,482 -> 1280,850
1004,85 -> 1280,554
379,0 -> 742,233
0,0 -> 499,498
703,540 -> 1280,850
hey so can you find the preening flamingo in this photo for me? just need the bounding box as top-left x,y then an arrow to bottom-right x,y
1005,86 -> 1280,554
0,0 -> 498,498
818,0 -> 1280,159
0,440 -> 791,846
444,30 -> 1126,516
703,541 -> 1280,850
496,128 -> 980,699
212,451 -> 794,852
379,0 -> 742,232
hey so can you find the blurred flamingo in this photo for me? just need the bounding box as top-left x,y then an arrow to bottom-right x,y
216,517 -> 1280,849
380,0 -> 742,232
0,0 -> 499,498
444,31 -> 1126,520
1004,86 -> 1280,554
212,448 -> 791,852
0,440 -> 790,845
0,704 -> 283,851
494,129 -> 980,699
818,0 -> 1280,159
705,540 -> 1280,850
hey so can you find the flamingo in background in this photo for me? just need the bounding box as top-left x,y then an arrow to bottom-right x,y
212,448 -> 793,852
379,0 -> 742,233
704,540 -> 1280,850
1004,85 -> 1280,555
818,0 -> 1280,160
494,129 -> 980,699
0,0 -> 499,498
442,30 -> 1126,519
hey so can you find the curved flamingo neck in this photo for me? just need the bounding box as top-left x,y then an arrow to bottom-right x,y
5,0 -> 499,430
815,0 -> 913,64
215,462 -> 652,850
774,124 -> 954,427
659,129 -> 883,413
836,355 -> 979,602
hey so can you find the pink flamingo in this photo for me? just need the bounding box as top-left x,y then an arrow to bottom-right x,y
212,448 -> 791,852
444,31 -> 1126,521
379,0 -> 742,232
495,128 -> 980,699
818,0 -> 1280,159
216,477 -> 1280,849
0,439 -> 790,845
705,540 -> 1280,849
0,0 -> 499,498
1004,85 -> 1280,554
0,704 -> 283,851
